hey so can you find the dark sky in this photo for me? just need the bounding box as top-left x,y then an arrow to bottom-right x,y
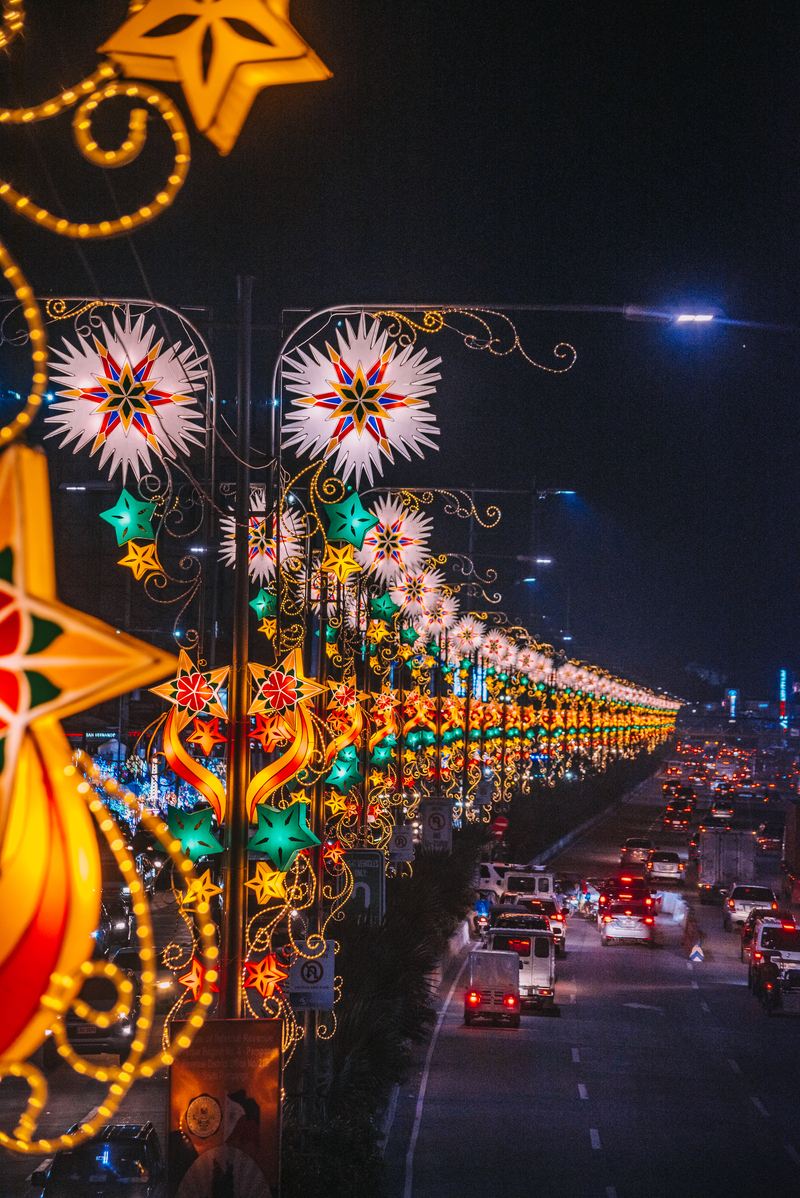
6,0 -> 800,697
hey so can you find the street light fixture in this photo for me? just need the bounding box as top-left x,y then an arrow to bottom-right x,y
675,313 -> 715,324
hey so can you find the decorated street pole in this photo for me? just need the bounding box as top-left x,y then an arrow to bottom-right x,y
220,275 -> 254,1019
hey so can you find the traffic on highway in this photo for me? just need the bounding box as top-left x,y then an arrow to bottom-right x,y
386,737 -> 800,1198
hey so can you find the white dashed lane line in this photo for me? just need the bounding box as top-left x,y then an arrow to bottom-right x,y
571,1046 -> 580,1063
727,1058 -> 741,1075
700,1000 -> 711,1014
785,1144 -> 800,1167
590,1128 -> 602,1150
750,1096 -> 770,1119
690,979 -> 699,990
606,1187 -> 619,1198
578,1083 -> 589,1100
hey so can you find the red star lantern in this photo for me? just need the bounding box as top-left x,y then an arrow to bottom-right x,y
249,647 -> 324,723
178,956 -> 219,1002
250,712 -> 291,753
323,839 -> 346,869
243,953 -> 289,1000
185,715 -> 227,755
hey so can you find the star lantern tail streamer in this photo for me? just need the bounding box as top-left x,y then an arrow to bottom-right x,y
324,700 -> 364,766
246,703 -> 314,821
0,723 -> 100,1064
162,707 -> 226,823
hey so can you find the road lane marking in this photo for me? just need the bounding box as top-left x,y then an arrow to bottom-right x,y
571,1046 -> 580,1063
686,960 -> 693,970
727,1058 -> 741,1075
578,1083 -> 588,1100
785,1144 -> 800,1167
690,979 -> 699,990
606,1188 -> 619,1198
700,1000 -> 710,1013
590,1128 -> 602,1150
570,991 -> 577,1004
751,1096 -> 770,1119
403,956 -> 468,1198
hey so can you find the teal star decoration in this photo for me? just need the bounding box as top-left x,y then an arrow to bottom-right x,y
99,489 -> 156,546
250,588 -> 278,620
323,491 -> 378,549
325,752 -> 363,793
166,805 -> 223,863
247,800 -> 321,872
370,592 -> 400,622
400,626 -> 419,646
370,742 -> 395,767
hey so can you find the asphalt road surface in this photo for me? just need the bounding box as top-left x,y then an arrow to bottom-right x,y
387,774 -> 800,1198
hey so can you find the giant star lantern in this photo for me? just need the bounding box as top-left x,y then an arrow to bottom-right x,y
247,799 -> 320,871
101,0 -> 331,155
99,489 -> 157,545
0,445 -> 175,1067
220,488 -> 303,584
166,804 -> 224,861
185,716 -> 227,755
320,542 -> 361,584
152,649 -> 229,732
323,490 -> 378,549
248,647 -> 324,722
325,752 -> 363,793
250,712 -> 290,753
370,591 -> 400,622
250,587 -> 278,620
283,314 -> 441,486
47,308 -> 206,482
356,494 -> 433,584
244,952 -> 289,1000
182,868 -> 223,908
246,859 -> 287,904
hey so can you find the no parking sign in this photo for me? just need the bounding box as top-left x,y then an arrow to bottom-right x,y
287,941 -> 335,1011
421,799 -> 453,852
389,825 -> 415,863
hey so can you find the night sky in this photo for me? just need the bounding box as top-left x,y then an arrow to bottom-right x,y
5,0 -> 800,697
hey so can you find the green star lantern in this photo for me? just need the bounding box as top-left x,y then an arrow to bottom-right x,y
250,588 -> 278,619
99,488 -> 157,546
247,800 -> 321,872
370,592 -> 400,622
325,751 -> 363,793
323,490 -> 378,549
166,805 -> 223,862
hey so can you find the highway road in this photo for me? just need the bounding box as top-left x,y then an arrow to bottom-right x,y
387,773 -> 800,1198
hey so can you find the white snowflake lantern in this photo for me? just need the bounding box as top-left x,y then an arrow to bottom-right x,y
355,494 -> 433,584
219,487 -> 303,583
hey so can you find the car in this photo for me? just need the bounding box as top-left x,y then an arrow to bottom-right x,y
620,837 -> 653,866
599,900 -> 655,947
662,806 -> 690,831
710,797 -> 736,821
34,1122 -> 165,1196
740,907 -> 785,962
42,974 -> 137,1070
110,945 -> 178,1012
645,850 -> 685,884
749,920 -> 800,994
487,928 -> 556,1009
489,909 -> 551,935
723,884 -> 779,932
597,877 -> 654,925
501,896 -> 567,955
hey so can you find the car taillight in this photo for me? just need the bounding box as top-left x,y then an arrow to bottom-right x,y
781,922 -> 796,931
644,916 -> 654,925
466,991 -> 480,1006
679,863 -> 685,871
550,914 -> 563,922
503,993 -> 518,1008
771,903 -> 778,911
645,897 -> 653,907
753,952 -> 763,962
727,899 -> 735,909
765,982 -> 774,991
624,909 -> 632,916
603,915 -> 612,924
599,895 -> 607,905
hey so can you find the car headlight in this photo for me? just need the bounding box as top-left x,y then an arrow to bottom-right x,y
114,920 -> 127,931
157,979 -> 174,991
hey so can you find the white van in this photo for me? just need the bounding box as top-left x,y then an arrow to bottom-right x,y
501,869 -> 556,903
488,927 -> 556,1010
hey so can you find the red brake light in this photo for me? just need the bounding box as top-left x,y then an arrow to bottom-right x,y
771,903 -> 778,911
602,915 -> 612,924
503,993 -> 518,1008
782,922 -> 795,931
620,875 -> 633,883
466,990 -> 480,1006
619,893 -> 633,900
599,895 -> 607,905
624,909 -> 632,916
644,916 -> 654,925
727,899 -> 735,908
645,897 -> 653,907
753,952 -> 763,962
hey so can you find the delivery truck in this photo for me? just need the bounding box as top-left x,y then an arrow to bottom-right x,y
463,949 -> 520,1027
696,824 -> 756,900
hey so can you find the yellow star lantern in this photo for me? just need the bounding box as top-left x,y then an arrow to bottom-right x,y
101,0 -> 332,155
118,540 -> 163,581
245,859 -> 287,905
0,445 -> 176,1067
152,649 -> 229,733
248,647 -> 324,721
320,542 -> 361,584
182,868 -> 223,908
325,793 -> 347,816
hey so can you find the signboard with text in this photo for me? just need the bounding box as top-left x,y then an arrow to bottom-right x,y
346,849 -> 386,925
388,825 -> 415,863
287,940 -> 335,1011
168,1018 -> 281,1197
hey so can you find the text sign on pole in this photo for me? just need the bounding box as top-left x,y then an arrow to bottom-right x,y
346,849 -> 386,925
287,940 -> 335,1011
389,825 -> 415,863
421,798 -> 453,852
169,1018 -> 281,1197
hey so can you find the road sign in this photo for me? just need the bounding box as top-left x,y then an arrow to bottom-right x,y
421,799 -> 453,852
689,944 -> 705,963
389,825 -> 415,863
287,940 -> 335,1011
491,815 -> 509,841
346,849 -> 386,925
474,772 -> 494,806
